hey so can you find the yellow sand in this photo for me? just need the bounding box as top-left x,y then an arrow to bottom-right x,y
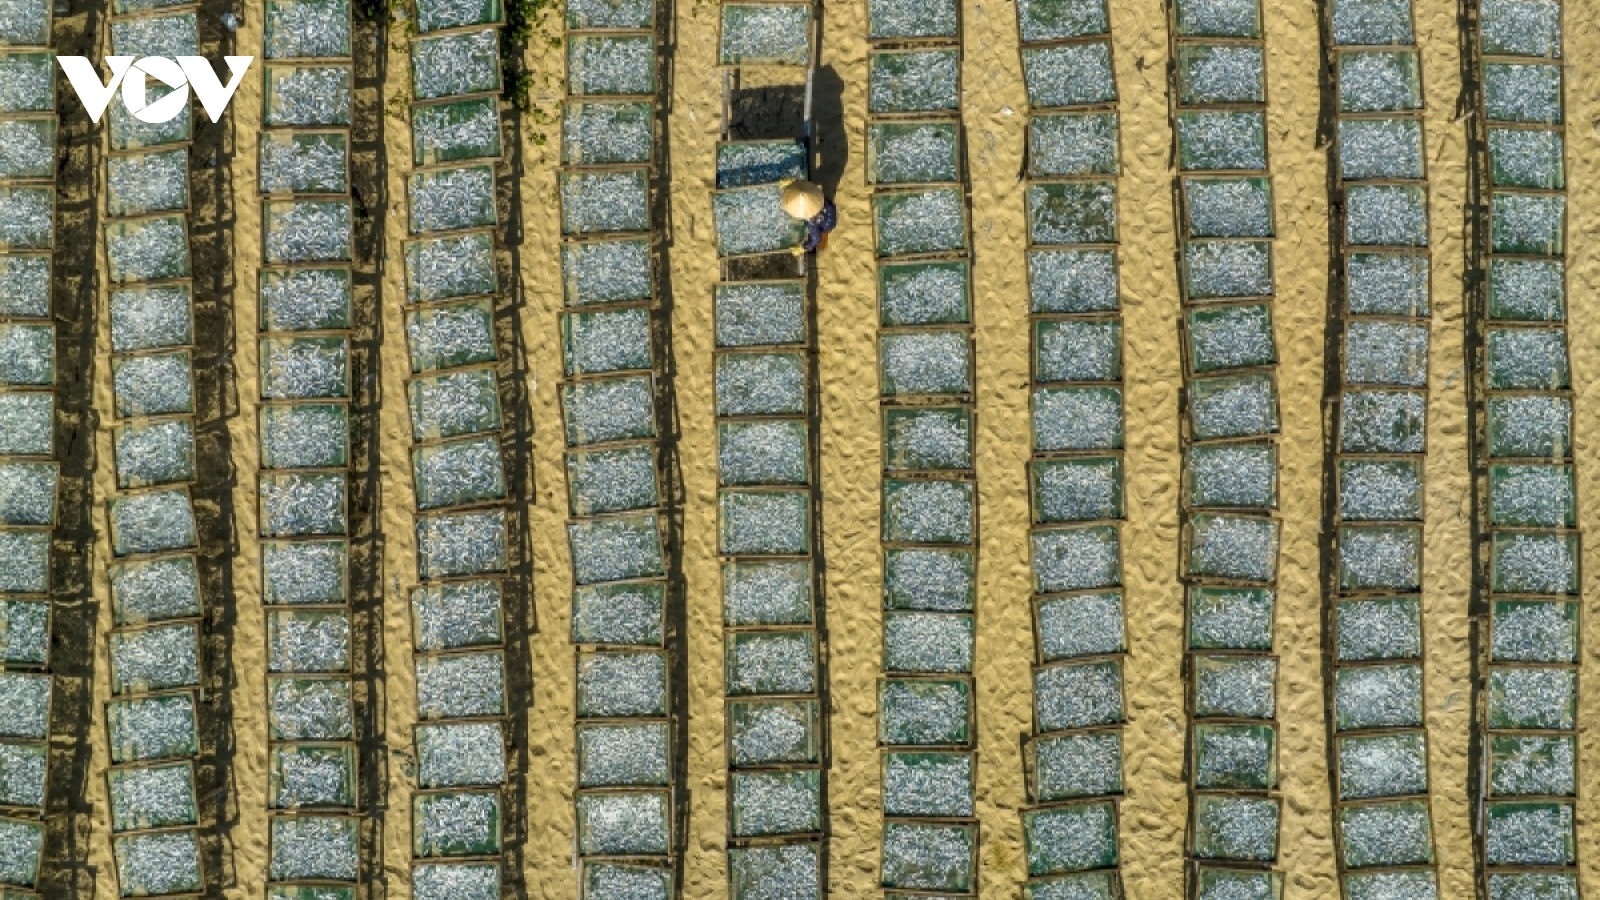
84,13 -> 115,895
73,0 -> 1600,897
1571,12 -> 1600,900
222,4 -> 270,883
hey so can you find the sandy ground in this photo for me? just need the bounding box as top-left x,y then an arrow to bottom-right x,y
221,4 -> 267,886
1571,11 -> 1600,897
66,0 -> 1600,897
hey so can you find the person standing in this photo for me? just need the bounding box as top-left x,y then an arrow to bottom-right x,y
780,178 -> 836,254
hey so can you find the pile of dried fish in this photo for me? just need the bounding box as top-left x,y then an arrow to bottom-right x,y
566,514 -> 663,585
108,151 -> 188,215
265,200 -> 352,263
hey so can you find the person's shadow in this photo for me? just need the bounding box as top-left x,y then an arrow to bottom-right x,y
809,65 -> 846,198
726,64 -> 848,195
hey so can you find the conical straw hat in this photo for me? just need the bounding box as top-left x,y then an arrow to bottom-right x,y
780,179 -> 825,219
